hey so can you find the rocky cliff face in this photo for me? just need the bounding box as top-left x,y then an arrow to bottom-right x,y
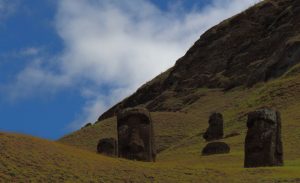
99,0 -> 300,121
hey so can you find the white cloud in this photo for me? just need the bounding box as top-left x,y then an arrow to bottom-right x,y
20,47 -> 40,56
0,0 -> 18,21
2,0 -> 261,129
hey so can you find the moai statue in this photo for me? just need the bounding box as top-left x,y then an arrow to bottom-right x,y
203,112 -> 224,141
117,107 -> 156,162
244,108 -> 283,168
97,138 -> 117,157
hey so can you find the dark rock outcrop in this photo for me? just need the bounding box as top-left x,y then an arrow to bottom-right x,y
202,142 -> 230,156
117,107 -> 156,162
98,0 -> 300,121
244,108 -> 283,168
203,113 -> 224,141
97,138 -> 117,157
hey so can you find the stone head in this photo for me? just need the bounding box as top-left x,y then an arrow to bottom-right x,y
117,107 -> 155,162
245,108 -> 283,167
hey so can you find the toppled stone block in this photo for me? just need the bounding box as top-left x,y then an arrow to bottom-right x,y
203,113 -> 224,141
244,108 -> 283,168
202,142 -> 230,155
97,138 -> 117,157
117,107 -> 156,162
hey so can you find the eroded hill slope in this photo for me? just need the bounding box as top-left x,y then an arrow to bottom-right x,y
2,0 -> 300,182
99,0 -> 300,120
59,64 -> 300,173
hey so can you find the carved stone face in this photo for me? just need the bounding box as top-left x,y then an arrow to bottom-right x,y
117,108 -> 156,162
244,109 -> 283,168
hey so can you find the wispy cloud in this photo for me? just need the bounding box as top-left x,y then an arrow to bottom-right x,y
20,47 -> 40,56
0,0 -> 18,21
1,0 -> 261,129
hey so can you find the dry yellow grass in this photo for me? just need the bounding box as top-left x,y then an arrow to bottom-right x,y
5,66 -> 291,182
1,129 -> 300,183
2,1 -> 300,180
2,62 -> 300,182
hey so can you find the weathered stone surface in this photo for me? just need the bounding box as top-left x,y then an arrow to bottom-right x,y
202,142 -> 230,155
203,113 -> 224,141
97,138 -> 117,157
244,108 -> 283,168
117,107 -> 156,162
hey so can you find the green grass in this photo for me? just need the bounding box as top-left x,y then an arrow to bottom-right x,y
50,72 -> 300,182
1,131 -> 300,182
2,60 -> 300,182
2,0 -> 300,180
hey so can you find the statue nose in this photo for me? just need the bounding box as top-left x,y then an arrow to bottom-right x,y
129,129 -> 144,153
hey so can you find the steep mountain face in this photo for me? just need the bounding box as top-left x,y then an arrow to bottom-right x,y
99,0 -> 300,121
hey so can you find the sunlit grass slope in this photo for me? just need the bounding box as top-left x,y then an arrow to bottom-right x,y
2,1 -> 300,181
2,70 -> 298,182
53,65 -> 300,182
1,129 -> 300,182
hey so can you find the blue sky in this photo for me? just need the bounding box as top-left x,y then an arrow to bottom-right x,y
0,0 -> 259,140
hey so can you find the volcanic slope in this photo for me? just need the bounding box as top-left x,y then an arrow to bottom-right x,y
98,0 -> 300,120
1,65 -> 300,182
2,0 -> 300,182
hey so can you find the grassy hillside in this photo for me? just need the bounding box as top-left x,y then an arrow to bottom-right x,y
1,128 -> 300,183
2,0 -> 300,181
2,65 -> 300,182
50,65 -> 300,182
60,64 -> 300,154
